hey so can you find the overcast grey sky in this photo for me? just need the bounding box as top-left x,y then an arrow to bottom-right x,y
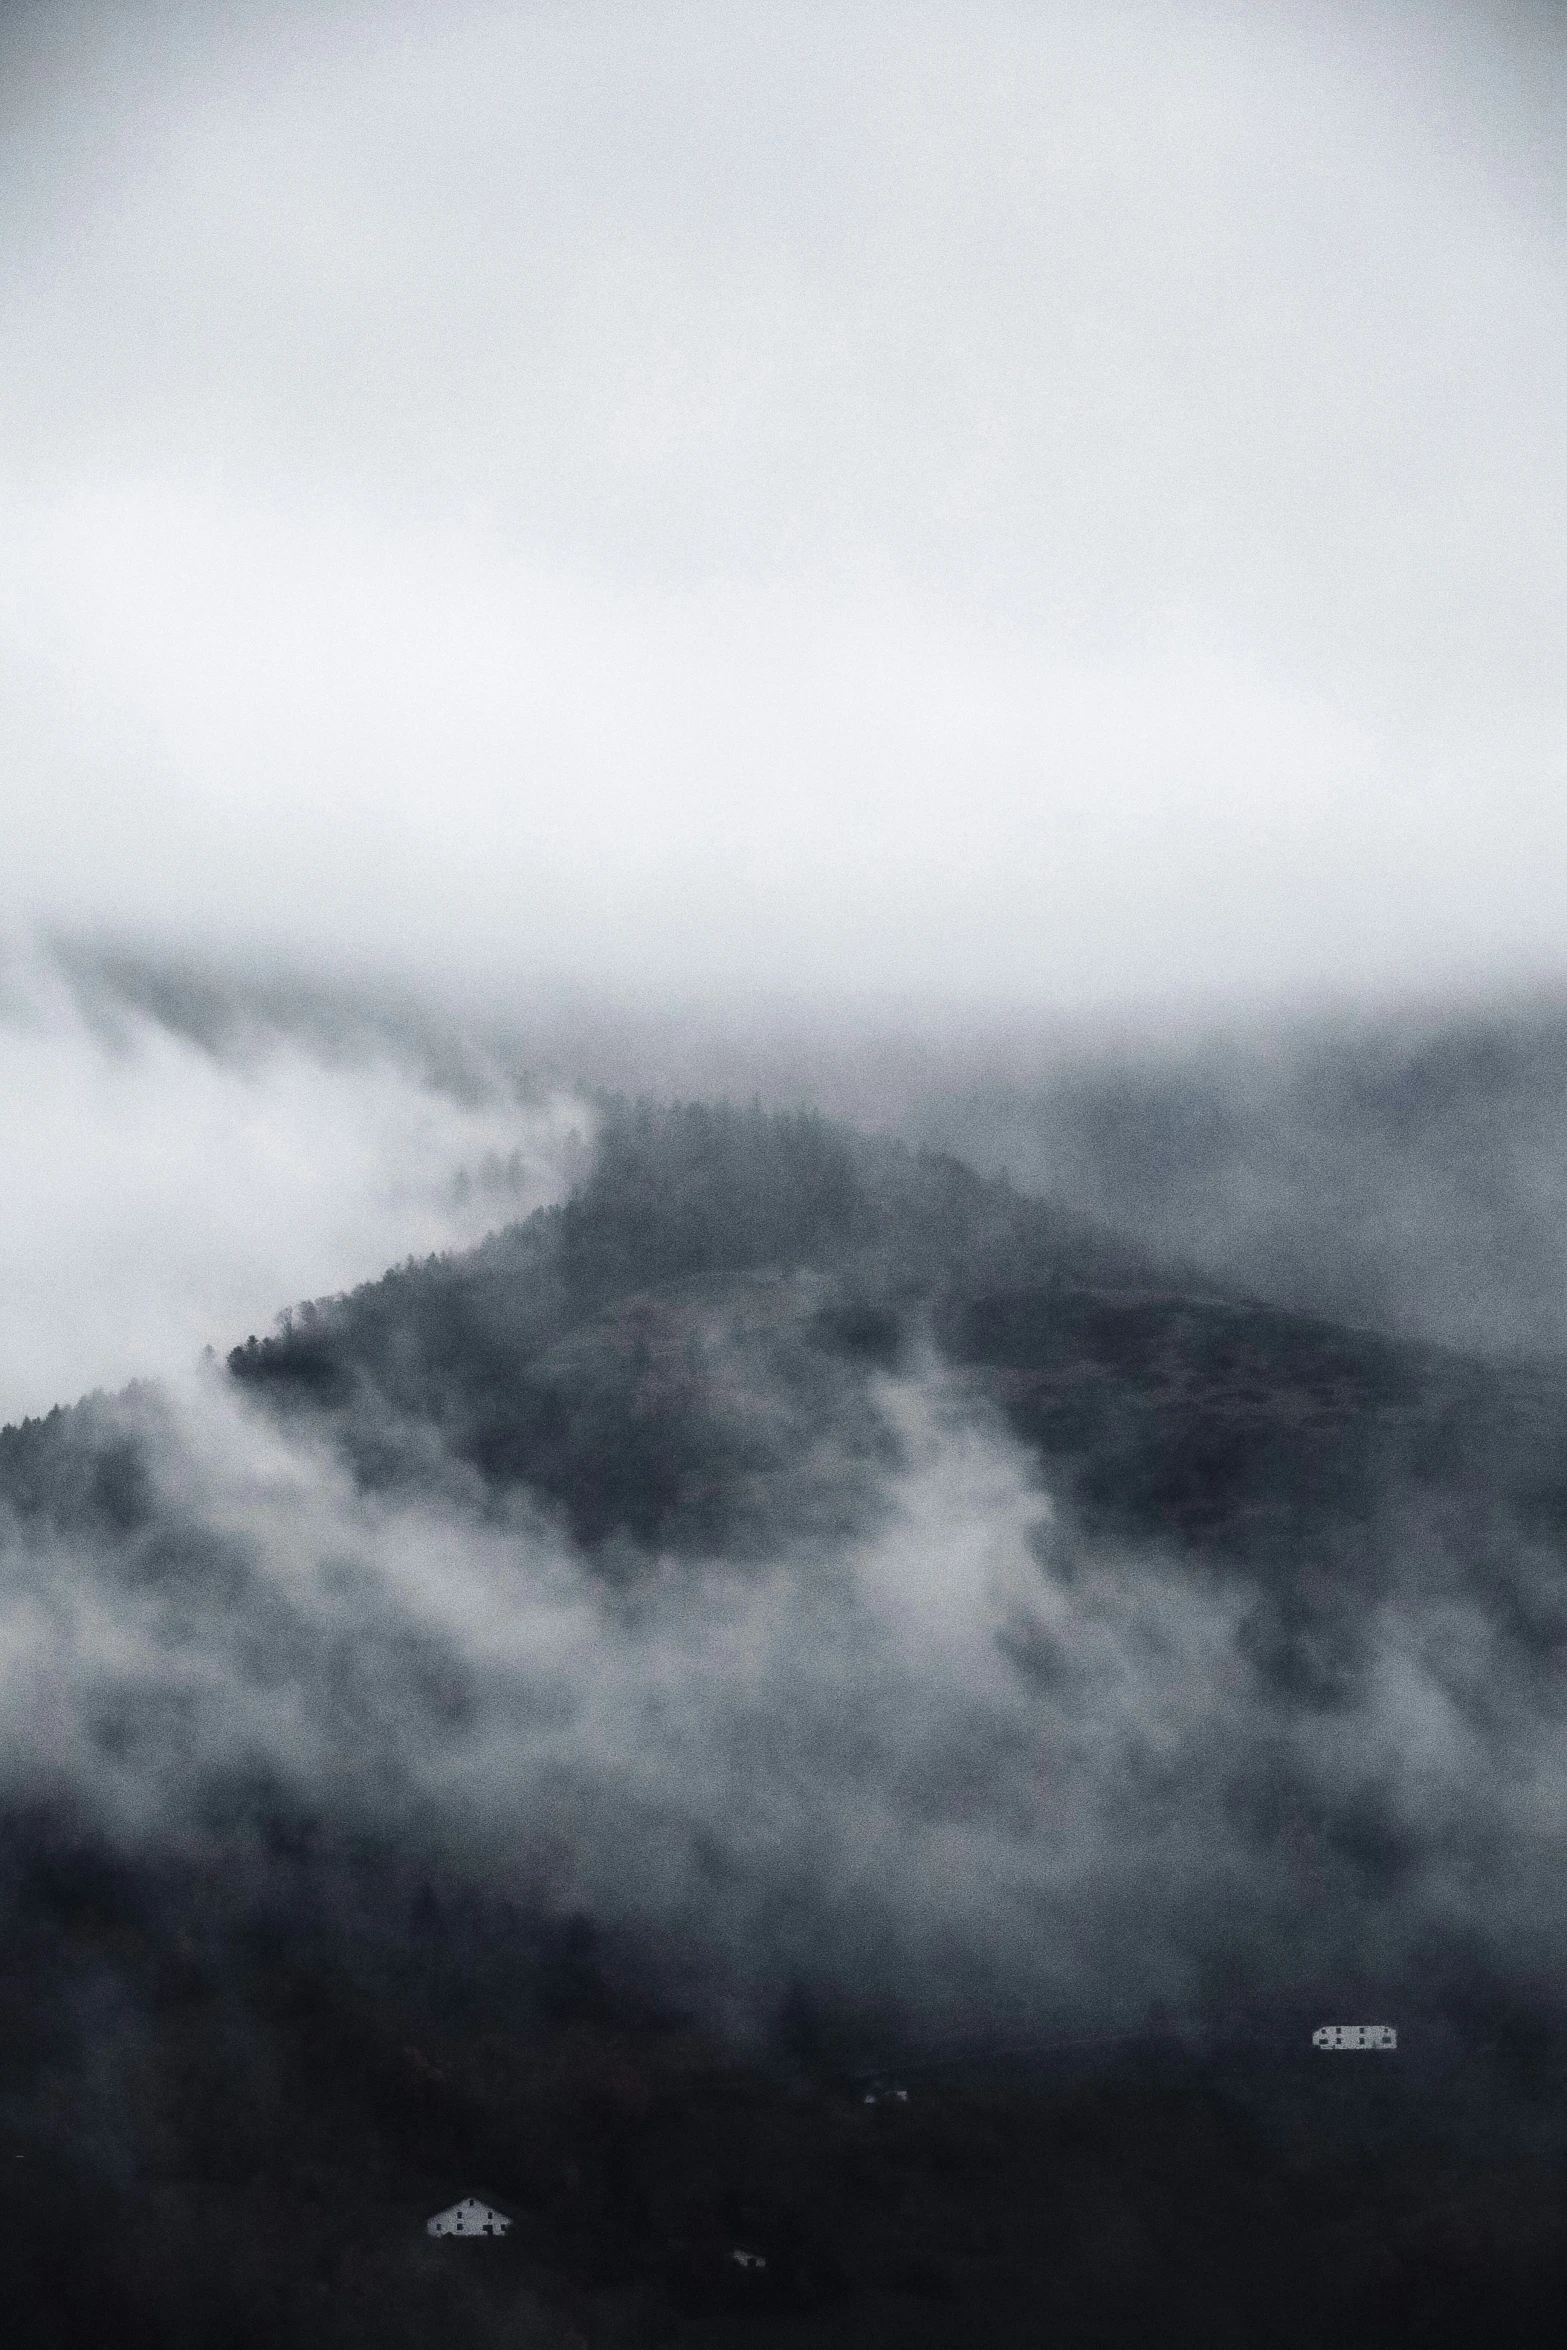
2,0 -> 1565,1021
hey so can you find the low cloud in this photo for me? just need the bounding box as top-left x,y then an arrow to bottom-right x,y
0,941 -> 592,1424
5,1329 -> 1564,2057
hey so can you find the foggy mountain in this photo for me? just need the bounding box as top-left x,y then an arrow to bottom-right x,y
6,1095 -> 1567,2345
8,0 -> 1567,2338
66,937 -> 1567,1358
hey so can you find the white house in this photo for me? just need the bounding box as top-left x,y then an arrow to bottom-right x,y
427,2196 -> 514,2238
1312,2024 -> 1396,2051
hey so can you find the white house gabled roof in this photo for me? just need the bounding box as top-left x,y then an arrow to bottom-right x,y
426,2195 -> 514,2237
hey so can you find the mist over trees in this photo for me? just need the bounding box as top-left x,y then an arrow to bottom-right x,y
4,1098 -> 1567,2343
223,1095 -> 1567,1594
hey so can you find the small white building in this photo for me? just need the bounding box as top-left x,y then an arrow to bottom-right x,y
427,2196 -> 514,2238
1313,2024 -> 1396,2051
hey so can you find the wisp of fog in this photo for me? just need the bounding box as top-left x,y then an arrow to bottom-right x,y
0,945 -> 592,1424
3,1248 -> 1563,2058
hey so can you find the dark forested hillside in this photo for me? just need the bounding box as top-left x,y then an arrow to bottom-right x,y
225,1097 -> 1567,1581
5,1100 -> 1567,2346
223,1102 -> 1187,1557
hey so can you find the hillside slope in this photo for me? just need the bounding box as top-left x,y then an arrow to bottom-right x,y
3,1100 -> 1567,2347
224,1097 -> 1567,1588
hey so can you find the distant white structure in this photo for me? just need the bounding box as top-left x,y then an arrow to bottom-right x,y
1313,2024 -> 1397,2051
427,2196 -> 514,2237
730,2249 -> 768,2271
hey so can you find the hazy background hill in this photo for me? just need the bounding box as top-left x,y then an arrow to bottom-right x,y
901,999 -> 1567,1357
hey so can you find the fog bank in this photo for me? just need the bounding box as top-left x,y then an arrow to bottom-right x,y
5,1264 -> 1566,2054
0,945 -> 590,1424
